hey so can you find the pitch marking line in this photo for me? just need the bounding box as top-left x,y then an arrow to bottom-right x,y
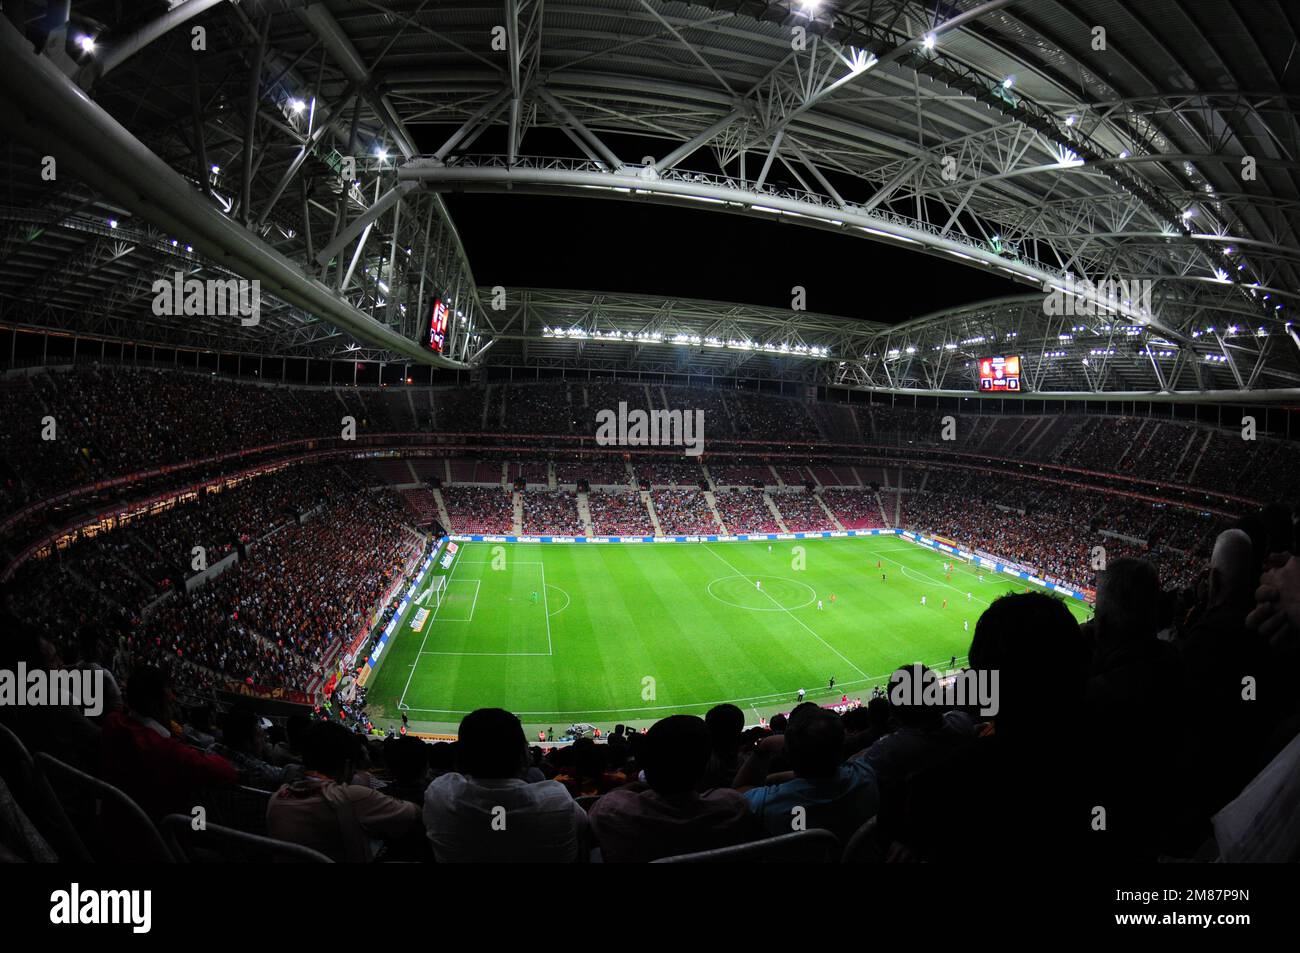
467,578 -> 480,620
540,560 -> 554,656
706,574 -> 816,612
546,584 -> 571,617
398,654 -> 967,718
880,552 -> 1064,620
399,551 -> 467,709
428,579 -> 481,621
420,651 -> 552,657
701,544 -> 869,680
456,559 -> 543,565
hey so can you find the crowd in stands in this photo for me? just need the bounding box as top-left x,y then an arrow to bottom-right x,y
728,389 -> 818,442
634,460 -> 704,486
3,465 -> 422,708
651,489 -> 720,535
440,486 -> 513,534
432,386 -> 485,431
555,457 -> 631,487
661,386 -> 732,435
771,491 -> 831,532
522,491 -> 584,535
135,487 -> 417,693
489,383 -> 574,434
712,489 -> 780,534
586,491 -> 655,536
821,488 -> 886,530
708,462 -> 774,486
5,463 -> 364,656
4,366 -> 1298,523
902,474 -> 1215,592
8,505 -> 1299,862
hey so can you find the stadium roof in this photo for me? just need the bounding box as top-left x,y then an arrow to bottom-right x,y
1,0 -> 1298,397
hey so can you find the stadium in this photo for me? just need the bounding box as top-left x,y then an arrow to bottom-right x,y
0,0 -> 1297,888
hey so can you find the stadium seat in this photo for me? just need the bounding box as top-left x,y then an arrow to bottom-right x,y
161,814 -> 334,863
0,722 -> 39,811
840,816 -> 882,863
651,829 -> 841,863
0,726 -> 90,862
195,785 -> 274,835
0,774 -> 57,862
34,752 -> 175,863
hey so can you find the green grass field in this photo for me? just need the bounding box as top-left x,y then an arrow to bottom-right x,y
365,537 -> 1092,735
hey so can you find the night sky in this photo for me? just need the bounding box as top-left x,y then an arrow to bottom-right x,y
419,125 -> 1025,324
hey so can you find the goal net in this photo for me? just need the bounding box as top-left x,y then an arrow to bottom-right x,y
420,575 -> 447,609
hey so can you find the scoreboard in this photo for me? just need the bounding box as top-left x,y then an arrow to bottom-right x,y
978,355 -> 1022,392
425,298 -> 448,354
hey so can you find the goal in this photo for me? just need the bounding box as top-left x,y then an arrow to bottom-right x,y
420,575 -> 447,609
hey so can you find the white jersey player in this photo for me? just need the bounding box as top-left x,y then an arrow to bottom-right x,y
920,594 -> 927,606
755,579 -> 762,591
817,599 -> 824,610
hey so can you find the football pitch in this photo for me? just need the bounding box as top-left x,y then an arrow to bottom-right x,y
365,537 -> 1093,734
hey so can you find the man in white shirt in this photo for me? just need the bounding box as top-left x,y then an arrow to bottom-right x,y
424,708 -> 589,862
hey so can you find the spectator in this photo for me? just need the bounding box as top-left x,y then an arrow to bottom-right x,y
699,704 -> 745,790
0,615 -> 101,773
864,666 -> 974,790
270,714 -> 311,767
895,592 -> 1093,861
1182,529 -> 1278,802
735,705 -> 879,842
213,709 -> 299,790
100,666 -> 237,819
381,736 -> 433,806
1087,558 -> 1191,858
266,722 -> 421,862
423,708 -> 589,862
589,715 -> 756,862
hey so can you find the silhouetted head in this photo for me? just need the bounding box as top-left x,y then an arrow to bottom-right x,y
1095,557 -> 1161,647
456,708 -> 528,779
1209,528 -> 1256,609
641,715 -> 711,796
704,703 -> 744,757
124,666 -> 171,723
220,708 -> 260,753
303,721 -> 361,780
784,706 -> 845,780
970,591 -> 1087,732
384,735 -> 431,785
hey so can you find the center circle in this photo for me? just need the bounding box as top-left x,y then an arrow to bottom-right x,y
706,575 -> 817,611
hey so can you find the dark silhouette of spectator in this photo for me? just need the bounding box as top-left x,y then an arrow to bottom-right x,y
896,592 -> 1093,862
1086,558 -> 1193,858
101,666 -> 237,820
423,708 -> 588,862
589,715 -> 756,861
213,708 -> 299,790
863,666 -> 975,844
266,722 -> 421,862
699,703 -> 745,790
0,615 -> 101,773
1182,530 -> 1279,809
270,714 -> 311,767
735,705 -> 879,842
